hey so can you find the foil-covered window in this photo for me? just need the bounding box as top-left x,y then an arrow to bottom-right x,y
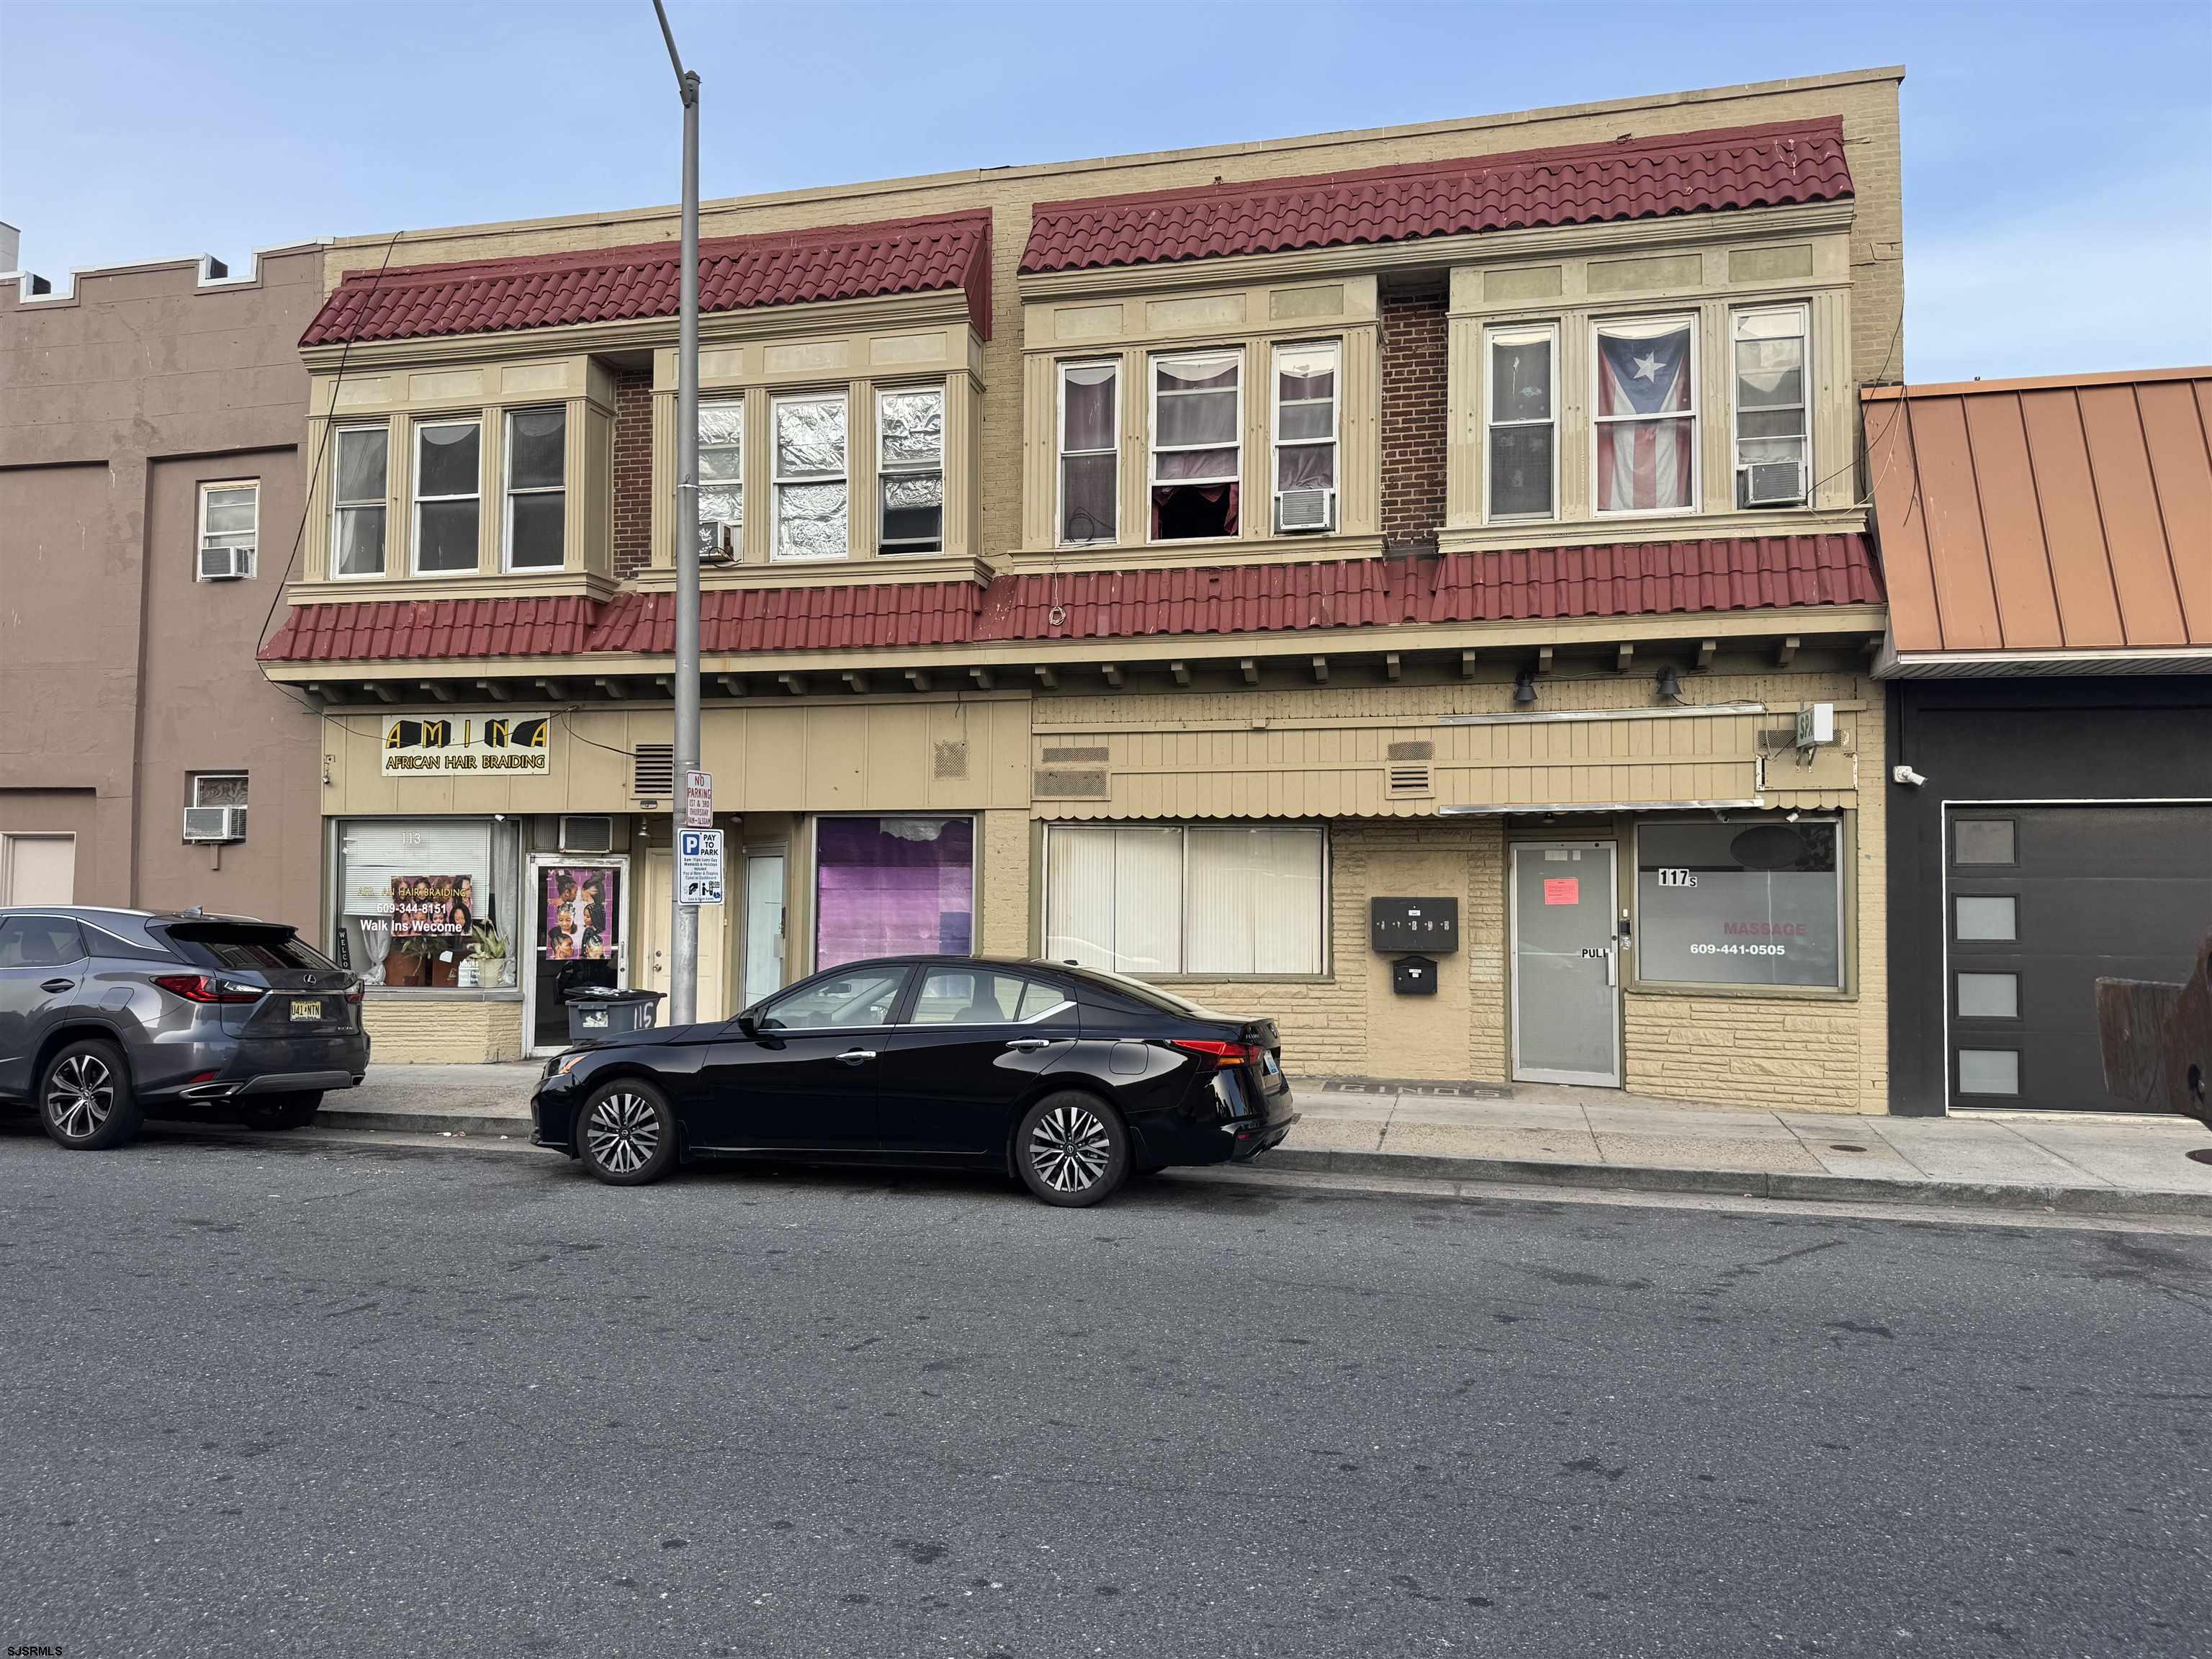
773,394 -> 848,562
698,400 -> 743,558
878,387 -> 944,554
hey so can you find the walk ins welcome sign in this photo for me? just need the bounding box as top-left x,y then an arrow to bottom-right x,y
380,714 -> 552,777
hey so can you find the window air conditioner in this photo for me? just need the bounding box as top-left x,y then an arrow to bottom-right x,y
1742,461 -> 1807,508
183,806 -> 247,843
1277,487 -> 1336,533
198,542 -> 253,580
560,814 -> 615,853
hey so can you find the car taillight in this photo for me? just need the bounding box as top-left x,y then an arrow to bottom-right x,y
343,983 -> 364,1004
1170,1039 -> 1260,1067
153,974 -> 265,1005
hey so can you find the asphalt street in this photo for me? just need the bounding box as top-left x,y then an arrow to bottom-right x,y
2,1121 -> 2208,1659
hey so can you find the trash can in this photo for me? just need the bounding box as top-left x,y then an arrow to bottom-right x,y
565,986 -> 666,1041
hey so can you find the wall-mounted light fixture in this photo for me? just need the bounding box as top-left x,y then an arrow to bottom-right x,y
1654,665 -> 1685,703
1513,667 -> 1539,706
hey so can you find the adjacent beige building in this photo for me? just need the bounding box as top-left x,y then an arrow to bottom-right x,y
261,68 -> 1903,1111
1,240 -> 329,926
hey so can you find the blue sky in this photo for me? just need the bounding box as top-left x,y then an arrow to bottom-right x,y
2,0 -> 2207,382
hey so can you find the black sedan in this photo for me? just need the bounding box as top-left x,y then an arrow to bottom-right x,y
530,956 -> 1298,1206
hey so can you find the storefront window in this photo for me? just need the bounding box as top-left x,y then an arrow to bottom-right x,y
336,819 -> 520,989
1635,817 -> 1843,989
814,816 -> 973,970
1044,824 -> 1325,976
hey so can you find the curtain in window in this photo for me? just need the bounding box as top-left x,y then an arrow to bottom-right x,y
1184,827 -> 1324,975
1149,482 -> 1238,538
816,816 -> 974,968
1595,322 -> 1694,513
1045,827 -> 1183,974
1275,445 -> 1334,490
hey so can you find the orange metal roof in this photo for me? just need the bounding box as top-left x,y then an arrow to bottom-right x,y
1865,368 -> 2212,657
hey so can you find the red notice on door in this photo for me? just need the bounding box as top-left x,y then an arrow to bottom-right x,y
1543,878 -> 1580,906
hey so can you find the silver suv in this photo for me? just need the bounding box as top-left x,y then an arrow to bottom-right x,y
0,907 -> 369,1150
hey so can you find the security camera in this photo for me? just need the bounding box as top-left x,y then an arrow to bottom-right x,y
1891,764 -> 1927,788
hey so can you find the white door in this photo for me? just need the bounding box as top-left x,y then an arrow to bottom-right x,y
1509,841 -> 1622,1087
641,846 -> 727,1024
0,834 -> 76,905
742,850 -> 787,1010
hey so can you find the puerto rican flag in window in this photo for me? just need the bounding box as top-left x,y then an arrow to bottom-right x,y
1596,323 -> 1694,512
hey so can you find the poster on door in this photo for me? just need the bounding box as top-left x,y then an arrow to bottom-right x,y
542,866 -> 619,961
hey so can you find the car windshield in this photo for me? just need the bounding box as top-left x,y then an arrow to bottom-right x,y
163,923 -> 336,974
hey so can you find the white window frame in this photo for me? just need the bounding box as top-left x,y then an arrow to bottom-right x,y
1040,821 -> 1331,980
195,480 -> 258,580
1056,359 -> 1120,547
411,418 -> 482,576
770,390 -> 850,563
1481,323 -> 1560,524
697,398 -> 744,557
329,426 -> 388,580
189,770 -> 249,840
501,405 -> 567,573
1148,347 -> 1244,545
1269,339 -> 1340,531
1590,313 -> 1701,518
1731,302 -> 1812,511
875,382 -> 945,555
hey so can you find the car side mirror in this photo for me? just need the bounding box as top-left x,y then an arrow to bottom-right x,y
737,1012 -> 759,1039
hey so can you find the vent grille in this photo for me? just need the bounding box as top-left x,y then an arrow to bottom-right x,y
559,815 -> 614,853
1385,740 -> 1435,763
1033,768 -> 1110,799
932,739 -> 969,781
631,742 -> 675,800
1386,763 -> 1434,799
1041,746 -> 1110,765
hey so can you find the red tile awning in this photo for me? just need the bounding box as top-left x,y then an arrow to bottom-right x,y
304,212 -> 993,347
1021,120 -> 1851,276
260,536 -> 1879,666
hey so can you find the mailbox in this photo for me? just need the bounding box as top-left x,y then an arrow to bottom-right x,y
1391,955 -> 1438,996
1370,896 -> 1460,955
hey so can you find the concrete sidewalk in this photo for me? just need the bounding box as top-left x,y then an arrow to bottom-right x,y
316,1063 -> 2212,1218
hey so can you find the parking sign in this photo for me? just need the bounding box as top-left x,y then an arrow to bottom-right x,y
676,828 -> 724,906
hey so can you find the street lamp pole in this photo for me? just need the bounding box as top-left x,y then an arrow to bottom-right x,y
652,0 -> 701,1025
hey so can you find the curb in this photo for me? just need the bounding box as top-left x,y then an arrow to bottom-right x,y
313,1106 -> 2212,1220
1259,1146 -> 2212,1219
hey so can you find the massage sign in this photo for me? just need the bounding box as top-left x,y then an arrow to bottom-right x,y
381,714 -> 552,776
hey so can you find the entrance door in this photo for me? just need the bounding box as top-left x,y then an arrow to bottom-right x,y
526,857 -> 629,1056
641,845 -> 727,1026
1510,840 -> 1621,1087
0,834 -> 76,905
741,849 -> 787,1010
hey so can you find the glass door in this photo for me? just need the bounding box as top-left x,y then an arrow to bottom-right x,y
526,856 -> 628,1055
1509,841 -> 1622,1087
742,849 -> 788,1010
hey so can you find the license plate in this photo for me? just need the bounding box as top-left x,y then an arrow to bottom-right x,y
290,999 -> 323,1022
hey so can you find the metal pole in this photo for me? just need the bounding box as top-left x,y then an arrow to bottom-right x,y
655,0 -> 701,1025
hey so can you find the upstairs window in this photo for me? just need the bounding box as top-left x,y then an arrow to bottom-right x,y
1271,343 -> 1338,531
189,771 -> 249,841
773,392 -> 848,561
877,387 -> 945,554
1150,351 -> 1241,541
331,427 -> 387,577
1594,317 -> 1696,514
1485,325 -> 1557,521
503,406 -> 566,570
413,419 -> 482,574
1734,306 -> 1810,508
697,401 -> 743,558
1058,361 -> 1118,545
196,481 -> 258,580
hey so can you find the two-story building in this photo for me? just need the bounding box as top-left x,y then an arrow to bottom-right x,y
260,67 -> 1903,1112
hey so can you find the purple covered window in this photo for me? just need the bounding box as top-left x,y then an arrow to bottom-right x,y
815,816 -> 974,969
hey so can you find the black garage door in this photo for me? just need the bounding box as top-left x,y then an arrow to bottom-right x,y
1948,804 -> 2212,1112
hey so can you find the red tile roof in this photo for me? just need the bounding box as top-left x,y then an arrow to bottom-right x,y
258,595 -> 601,662
260,536 -> 1878,665
302,212 -> 992,347
1020,120 -> 1852,275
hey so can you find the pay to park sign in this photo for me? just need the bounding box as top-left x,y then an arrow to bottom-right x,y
381,715 -> 552,777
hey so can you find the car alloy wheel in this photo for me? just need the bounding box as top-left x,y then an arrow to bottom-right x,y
1030,1102 -> 1112,1195
46,1053 -> 115,1143
585,1090 -> 660,1176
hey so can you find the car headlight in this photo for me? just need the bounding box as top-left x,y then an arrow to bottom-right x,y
544,1050 -> 589,1082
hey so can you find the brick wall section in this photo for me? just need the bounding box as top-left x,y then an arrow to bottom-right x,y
611,369 -> 653,580
363,998 -> 524,1063
1378,284 -> 1448,541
